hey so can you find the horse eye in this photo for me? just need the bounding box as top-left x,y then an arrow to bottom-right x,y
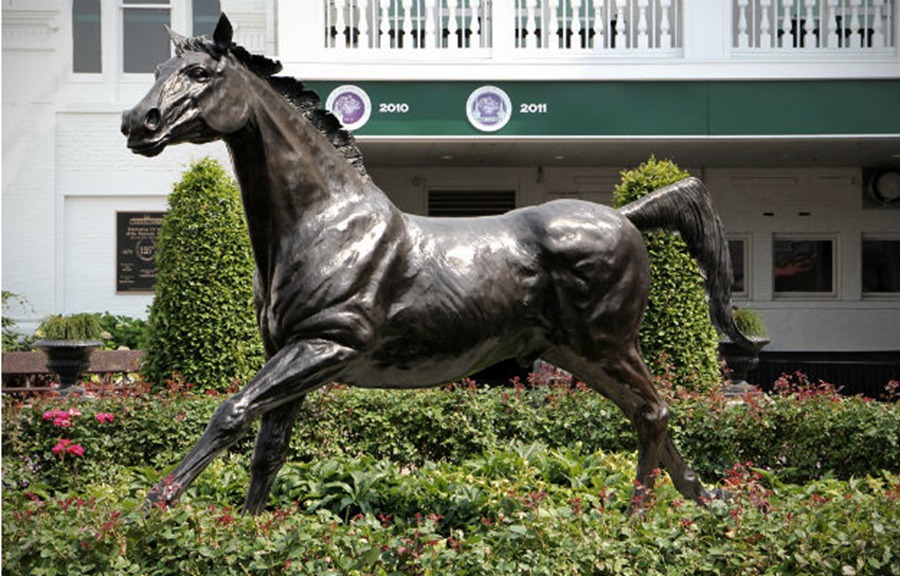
187,67 -> 211,82
154,65 -> 162,80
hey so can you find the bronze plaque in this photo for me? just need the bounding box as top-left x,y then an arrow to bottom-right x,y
116,212 -> 165,292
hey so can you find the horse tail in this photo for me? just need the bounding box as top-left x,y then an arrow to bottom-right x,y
618,176 -> 753,349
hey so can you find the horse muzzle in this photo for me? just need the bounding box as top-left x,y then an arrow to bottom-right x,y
121,106 -> 168,157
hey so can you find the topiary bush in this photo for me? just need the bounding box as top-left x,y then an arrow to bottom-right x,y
143,158 -> 263,392
613,156 -> 721,392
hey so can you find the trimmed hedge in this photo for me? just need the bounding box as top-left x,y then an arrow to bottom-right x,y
143,158 -> 264,392
3,376 -> 898,496
613,157 -> 721,391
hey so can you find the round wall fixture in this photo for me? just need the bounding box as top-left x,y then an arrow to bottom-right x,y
870,169 -> 900,205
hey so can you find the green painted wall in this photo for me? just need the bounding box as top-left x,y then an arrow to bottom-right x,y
306,79 -> 900,137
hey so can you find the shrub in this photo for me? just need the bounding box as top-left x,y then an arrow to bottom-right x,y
612,156 -> 721,391
36,313 -> 103,341
143,158 -> 264,392
2,291 -> 35,351
732,307 -> 768,339
96,312 -> 149,350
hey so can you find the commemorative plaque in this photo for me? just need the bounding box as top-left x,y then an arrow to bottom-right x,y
116,211 -> 165,292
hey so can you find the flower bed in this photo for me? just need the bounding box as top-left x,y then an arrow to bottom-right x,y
3,375 -> 900,574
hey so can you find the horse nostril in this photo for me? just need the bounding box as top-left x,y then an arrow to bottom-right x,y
143,108 -> 161,131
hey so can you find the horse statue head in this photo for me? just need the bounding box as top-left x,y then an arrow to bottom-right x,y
121,14 -> 365,173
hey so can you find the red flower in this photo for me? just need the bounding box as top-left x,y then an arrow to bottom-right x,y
52,439 -> 72,455
51,439 -> 84,458
95,412 -> 115,424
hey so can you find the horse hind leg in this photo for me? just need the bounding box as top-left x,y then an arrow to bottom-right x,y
544,345 -> 709,512
243,396 -> 305,515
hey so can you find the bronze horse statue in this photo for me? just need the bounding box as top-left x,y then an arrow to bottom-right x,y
122,14 -> 751,515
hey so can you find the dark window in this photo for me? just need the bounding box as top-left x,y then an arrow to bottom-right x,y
193,0 -> 220,35
123,0 -> 171,73
73,0 -> 102,73
728,239 -> 746,295
773,238 -> 834,294
427,190 -> 516,217
862,239 -> 900,293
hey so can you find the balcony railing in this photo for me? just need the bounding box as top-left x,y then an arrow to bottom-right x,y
309,0 -> 898,76
513,0 -> 681,51
323,0 -> 683,54
733,0 -> 895,50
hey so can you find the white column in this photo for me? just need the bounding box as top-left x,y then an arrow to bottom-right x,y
659,0 -> 672,49
379,0 -> 391,49
277,0 -> 324,57
572,0 -> 584,49
683,0 -> 729,59
358,0 -> 370,49
803,0 -> 817,48
637,0 -> 649,49
760,0 -> 773,48
593,0 -> 607,49
871,0 -> 885,48
614,0 -> 627,49
781,0 -> 795,48
849,0 -> 862,49
737,0 -> 749,49
424,0 -> 436,49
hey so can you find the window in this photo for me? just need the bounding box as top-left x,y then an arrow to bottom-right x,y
73,0 -> 102,73
192,0 -> 220,35
728,238 -> 748,297
427,190 -> 517,217
773,237 -> 835,295
862,238 -> 900,294
123,0 -> 171,73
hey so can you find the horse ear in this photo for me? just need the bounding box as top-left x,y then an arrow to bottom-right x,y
166,26 -> 189,56
213,13 -> 233,52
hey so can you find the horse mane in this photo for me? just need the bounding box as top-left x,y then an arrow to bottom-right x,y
181,34 -> 368,177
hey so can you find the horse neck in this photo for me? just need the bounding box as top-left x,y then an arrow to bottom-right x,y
223,76 -> 393,274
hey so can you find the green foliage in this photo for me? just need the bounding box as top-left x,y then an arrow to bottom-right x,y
732,307 -> 768,339
144,158 -> 264,392
96,312 -> 149,350
36,313 -> 103,341
4,374 -> 900,574
612,156 -> 721,391
2,291 -> 36,351
3,442 -> 899,575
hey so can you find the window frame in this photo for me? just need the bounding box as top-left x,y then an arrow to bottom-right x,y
861,234 -> 900,298
727,235 -> 751,300
772,234 -> 839,299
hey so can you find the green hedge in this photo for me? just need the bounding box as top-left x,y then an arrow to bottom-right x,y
4,377 -> 898,496
143,158 -> 264,392
612,157 -> 721,391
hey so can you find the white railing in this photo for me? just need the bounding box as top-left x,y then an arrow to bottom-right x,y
733,0 -> 895,50
322,0 -> 682,53
514,0 -> 681,51
324,0 -> 491,50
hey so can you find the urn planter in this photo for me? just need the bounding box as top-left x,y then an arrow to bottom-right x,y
34,339 -> 102,396
719,336 -> 770,397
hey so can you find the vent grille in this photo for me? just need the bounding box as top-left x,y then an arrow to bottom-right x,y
427,190 -> 516,217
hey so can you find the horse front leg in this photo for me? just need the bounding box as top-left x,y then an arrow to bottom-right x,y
242,396 -> 305,515
145,339 -> 355,512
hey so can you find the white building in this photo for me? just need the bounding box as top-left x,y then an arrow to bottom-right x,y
3,1 -> 899,384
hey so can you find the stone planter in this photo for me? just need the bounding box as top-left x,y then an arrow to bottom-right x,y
719,337 -> 770,397
34,339 -> 102,396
